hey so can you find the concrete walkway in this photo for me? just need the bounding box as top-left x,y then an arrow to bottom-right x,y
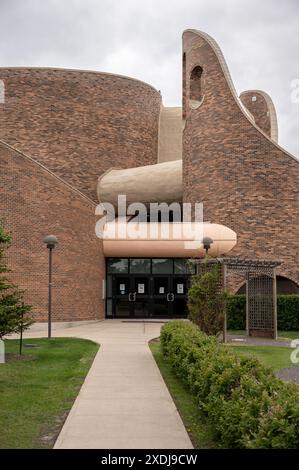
228,334 -> 292,347
22,320 -> 193,449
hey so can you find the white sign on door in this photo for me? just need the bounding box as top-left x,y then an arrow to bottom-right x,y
177,284 -> 184,294
120,284 -> 125,294
138,284 -> 145,294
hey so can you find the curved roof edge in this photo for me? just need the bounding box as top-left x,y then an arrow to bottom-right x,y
0,66 -> 160,95
97,166 -> 122,205
240,89 -> 279,143
183,29 -> 298,164
0,139 -> 96,207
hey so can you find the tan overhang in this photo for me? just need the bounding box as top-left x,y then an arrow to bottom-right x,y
102,221 -> 237,258
97,160 -> 182,211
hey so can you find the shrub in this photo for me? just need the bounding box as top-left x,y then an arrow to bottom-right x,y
160,321 -> 299,448
227,294 -> 299,331
188,266 -> 227,336
277,296 -> 299,331
226,295 -> 246,330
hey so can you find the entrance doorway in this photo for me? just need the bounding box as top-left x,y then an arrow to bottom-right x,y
105,258 -> 195,319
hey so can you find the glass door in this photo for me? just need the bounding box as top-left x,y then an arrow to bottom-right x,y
107,258 -> 191,319
151,276 -> 172,317
113,275 -> 151,318
172,276 -> 189,317
131,276 -> 150,318
113,275 -> 132,318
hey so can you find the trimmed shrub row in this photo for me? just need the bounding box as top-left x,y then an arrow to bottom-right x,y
160,321 -> 299,448
227,295 -> 299,331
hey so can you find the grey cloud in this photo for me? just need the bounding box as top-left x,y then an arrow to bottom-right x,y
0,0 -> 298,156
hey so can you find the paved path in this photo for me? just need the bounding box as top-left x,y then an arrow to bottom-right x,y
22,320 -> 193,449
276,365 -> 299,384
228,334 -> 292,347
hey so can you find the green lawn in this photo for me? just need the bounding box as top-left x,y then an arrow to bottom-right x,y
149,341 -> 218,449
226,344 -> 293,371
278,331 -> 299,340
0,337 -> 99,449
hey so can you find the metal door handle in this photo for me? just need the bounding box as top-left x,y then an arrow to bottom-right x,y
129,292 -> 136,302
167,293 -> 174,302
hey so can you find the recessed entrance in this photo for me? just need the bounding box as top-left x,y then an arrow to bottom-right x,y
106,258 -> 194,319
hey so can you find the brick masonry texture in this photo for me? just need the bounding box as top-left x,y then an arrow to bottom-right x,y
0,34 -> 298,324
0,68 -> 161,201
240,91 -> 272,139
183,30 -> 299,289
0,140 -> 105,322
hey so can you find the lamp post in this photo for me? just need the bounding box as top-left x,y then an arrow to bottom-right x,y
202,237 -> 213,256
43,235 -> 58,339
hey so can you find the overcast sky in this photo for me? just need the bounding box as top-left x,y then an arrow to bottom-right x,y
0,0 -> 298,157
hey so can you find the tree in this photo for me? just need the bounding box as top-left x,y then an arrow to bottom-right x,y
0,224 -> 33,343
188,263 -> 227,336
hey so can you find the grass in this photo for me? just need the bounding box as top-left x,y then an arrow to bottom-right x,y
278,331 -> 299,340
0,337 -> 99,449
227,331 -> 299,371
149,341 -> 218,449
228,330 -> 299,340
226,345 -> 294,371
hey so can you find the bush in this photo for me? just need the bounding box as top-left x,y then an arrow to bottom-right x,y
160,321 -> 299,448
227,295 -> 246,330
227,295 -> 299,331
188,266 -> 227,336
277,296 -> 299,331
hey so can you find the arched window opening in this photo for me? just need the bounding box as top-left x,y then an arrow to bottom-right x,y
236,276 -> 299,295
0,80 -> 4,104
189,65 -> 203,108
276,276 -> 299,294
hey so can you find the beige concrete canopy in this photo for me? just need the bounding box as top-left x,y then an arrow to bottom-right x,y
102,221 -> 237,258
97,160 -> 182,211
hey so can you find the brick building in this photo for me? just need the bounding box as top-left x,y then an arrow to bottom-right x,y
0,29 -> 298,322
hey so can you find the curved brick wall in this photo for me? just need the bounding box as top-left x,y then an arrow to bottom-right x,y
0,140 -> 104,321
0,68 -> 161,201
183,30 -> 299,288
240,90 -> 278,142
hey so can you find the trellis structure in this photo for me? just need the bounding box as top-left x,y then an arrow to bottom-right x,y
195,257 -> 282,341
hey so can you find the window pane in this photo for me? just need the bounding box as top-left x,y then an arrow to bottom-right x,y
130,259 -> 151,273
152,259 -> 173,274
107,258 -> 128,273
174,259 -> 196,274
187,261 -> 196,275
174,259 -> 187,274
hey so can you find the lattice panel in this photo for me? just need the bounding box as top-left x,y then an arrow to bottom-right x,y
247,273 -> 274,330
195,258 -> 279,337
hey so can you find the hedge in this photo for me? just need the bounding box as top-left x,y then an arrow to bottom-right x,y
227,295 -> 299,331
160,320 -> 299,449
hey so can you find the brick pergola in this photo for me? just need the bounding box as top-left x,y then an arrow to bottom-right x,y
195,257 -> 282,341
